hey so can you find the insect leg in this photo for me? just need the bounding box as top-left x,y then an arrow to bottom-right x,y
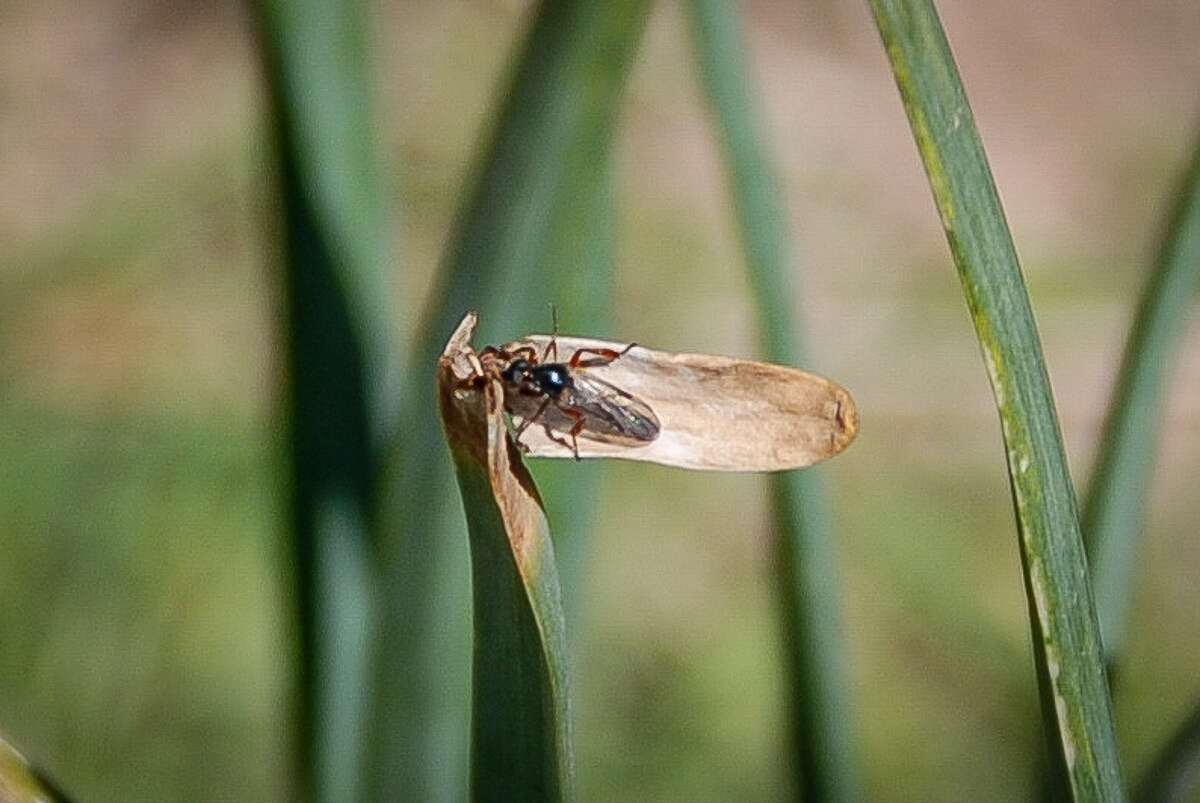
568,342 -> 636,369
554,405 -> 588,461
516,397 -> 578,456
514,396 -> 552,442
539,427 -> 576,456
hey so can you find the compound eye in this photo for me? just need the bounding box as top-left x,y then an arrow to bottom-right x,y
502,359 -> 529,383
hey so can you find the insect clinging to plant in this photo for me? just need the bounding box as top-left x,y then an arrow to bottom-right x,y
471,314 -> 661,460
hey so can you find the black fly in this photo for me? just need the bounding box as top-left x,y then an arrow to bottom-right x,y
475,316 -> 660,459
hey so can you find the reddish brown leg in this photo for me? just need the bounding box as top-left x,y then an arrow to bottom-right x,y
540,428 -> 576,456
524,404 -> 588,460
555,405 -> 587,461
514,396 -> 552,444
513,395 -> 578,458
568,342 -> 636,369
541,337 -> 557,363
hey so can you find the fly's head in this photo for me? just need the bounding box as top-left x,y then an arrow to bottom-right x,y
500,358 -> 533,387
476,345 -> 556,398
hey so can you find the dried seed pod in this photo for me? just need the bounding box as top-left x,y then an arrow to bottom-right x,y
491,329 -> 858,472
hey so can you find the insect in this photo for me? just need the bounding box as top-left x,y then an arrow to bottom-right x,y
473,317 -> 661,460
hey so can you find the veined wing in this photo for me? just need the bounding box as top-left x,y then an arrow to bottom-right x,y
503,372 -> 660,446
563,373 -> 660,444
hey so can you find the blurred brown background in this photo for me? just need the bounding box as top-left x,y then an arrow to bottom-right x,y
3,1 -> 1198,800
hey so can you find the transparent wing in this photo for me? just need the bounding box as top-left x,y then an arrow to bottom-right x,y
503,374 -> 660,446
564,374 -> 661,443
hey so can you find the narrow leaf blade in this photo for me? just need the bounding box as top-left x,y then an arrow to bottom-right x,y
437,314 -> 573,801
257,0 -> 396,799
1083,137 -> 1200,663
868,1 -> 1125,798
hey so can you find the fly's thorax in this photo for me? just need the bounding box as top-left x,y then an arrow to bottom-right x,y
529,363 -> 571,398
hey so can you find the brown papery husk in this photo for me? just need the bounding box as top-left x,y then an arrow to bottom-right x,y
437,312 -> 548,553
508,335 -> 859,472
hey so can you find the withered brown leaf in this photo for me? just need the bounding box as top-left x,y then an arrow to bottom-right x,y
449,312 -> 858,472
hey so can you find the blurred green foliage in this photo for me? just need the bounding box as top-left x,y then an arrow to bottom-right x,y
258,0 -> 395,796
685,0 -> 858,797
367,1 -> 650,798
2,1 -> 1200,802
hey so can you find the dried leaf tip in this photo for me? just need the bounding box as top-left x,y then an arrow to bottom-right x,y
436,311 -> 491,468
437,311 -> 549,556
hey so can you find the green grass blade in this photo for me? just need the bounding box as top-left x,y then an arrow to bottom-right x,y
257,0 -> 396,800
368,4 -> 651,800
867,2 -> 1125,799
1083,138 -> 1200,663
429,0 -> 653,346
456,462 -> 572,801
438,317 -> 573,801
684,0 -> 859,798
